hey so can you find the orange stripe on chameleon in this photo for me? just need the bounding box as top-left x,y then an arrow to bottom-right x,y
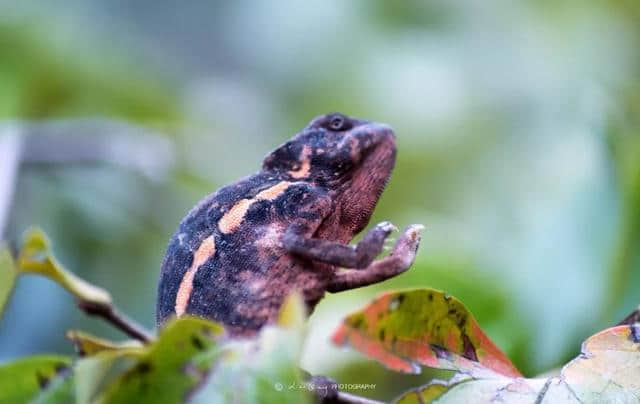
175,235 -> 216,317
218,181 -> 292,233
289,145 -> 311,179
255,180 -> 292,200
218,199 -> 253,234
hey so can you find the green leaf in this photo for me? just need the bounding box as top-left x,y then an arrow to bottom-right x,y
99,316 -> 224,403
393,324 -> 640,403
75,349 -> 143,404
191,294 -> 311,404
0,245 -> 17,319
66,330 -> 143,356
398,377 -> 547,403
556,324 -> 640,402
277,292 -> 307,329
17,227 -> 111,305
394,378 -> 469,404
332,288 -> 521,378
32,371 -> 75,404
69,331 -> 146,404
0,355 -> 71,403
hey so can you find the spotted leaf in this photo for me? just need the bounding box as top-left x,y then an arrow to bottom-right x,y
332,288 -> 521,378
98,316 -> 225,403
393,324 -> 640,403
394,378 -> 469,404
191,293 -> 311,404
0,355 -> 72,403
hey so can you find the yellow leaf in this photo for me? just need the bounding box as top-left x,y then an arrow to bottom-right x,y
0,245 -> 17,318
66,330 -> 143,356
17,228 -> 111,305
277,292 -> 307,329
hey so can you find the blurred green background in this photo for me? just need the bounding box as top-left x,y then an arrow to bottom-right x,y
1,1 -> 639,401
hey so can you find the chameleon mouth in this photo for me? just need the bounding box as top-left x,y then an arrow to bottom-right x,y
359,129 -> 396,197
336,123 -> 397,232
352,122 -> 397,168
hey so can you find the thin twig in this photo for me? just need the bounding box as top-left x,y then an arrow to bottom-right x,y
0,127 -> 23,239
307,373 -> 385,404
334,391 -> 384,404
21,119 -> 175,182
617,305 -> 640,326
77,299 -> 154,343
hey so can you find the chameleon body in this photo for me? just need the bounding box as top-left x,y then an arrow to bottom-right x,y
156,113 -> 422,336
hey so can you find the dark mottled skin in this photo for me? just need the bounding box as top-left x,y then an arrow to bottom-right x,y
156,113 -> 422,336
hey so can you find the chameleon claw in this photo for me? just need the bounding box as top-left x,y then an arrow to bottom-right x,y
377,221 -> 399,233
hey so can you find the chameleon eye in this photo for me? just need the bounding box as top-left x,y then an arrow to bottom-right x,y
327,114 -> 351,131
329,116 -> 344,130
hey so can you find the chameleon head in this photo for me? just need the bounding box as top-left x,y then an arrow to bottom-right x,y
263,112 -> 397,235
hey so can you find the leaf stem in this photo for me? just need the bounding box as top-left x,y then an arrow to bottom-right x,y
77,300 -> 153,343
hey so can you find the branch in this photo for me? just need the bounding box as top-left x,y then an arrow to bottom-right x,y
20,119 -> 175,183
334,391 -> 384,404
0,127 -> 23,239
77,299 -> 153,343
617,305 -> 640,326
19,228 -> 155,344
308,374 -> 384,404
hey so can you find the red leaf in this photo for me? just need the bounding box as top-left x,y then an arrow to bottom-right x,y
332,289 -> 521,378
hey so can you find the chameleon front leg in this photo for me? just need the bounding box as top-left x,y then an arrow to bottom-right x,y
283,221 -> 398,268
327,224 -> 423,292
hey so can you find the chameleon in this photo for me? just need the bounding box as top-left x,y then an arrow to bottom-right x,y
156,112 -> 423,336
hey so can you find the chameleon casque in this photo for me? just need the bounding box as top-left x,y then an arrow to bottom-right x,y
156,113 -> 423,336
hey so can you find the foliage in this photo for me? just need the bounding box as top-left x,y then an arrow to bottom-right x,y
3,2 -> 640,384
1,229 -> 639,403
338,291 -> 640,403
333,289 -> 520,378
0,304 -> 309,404
0,228 -> 112,322
190,294 -> 310,404
0,231 -> 311,403
0,246 -> 16,318
0,22 -> 181,123
0,355 -> 71,403
17,228 -> 111,306
1,2 -> 640,402
394,325 -> 640,403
